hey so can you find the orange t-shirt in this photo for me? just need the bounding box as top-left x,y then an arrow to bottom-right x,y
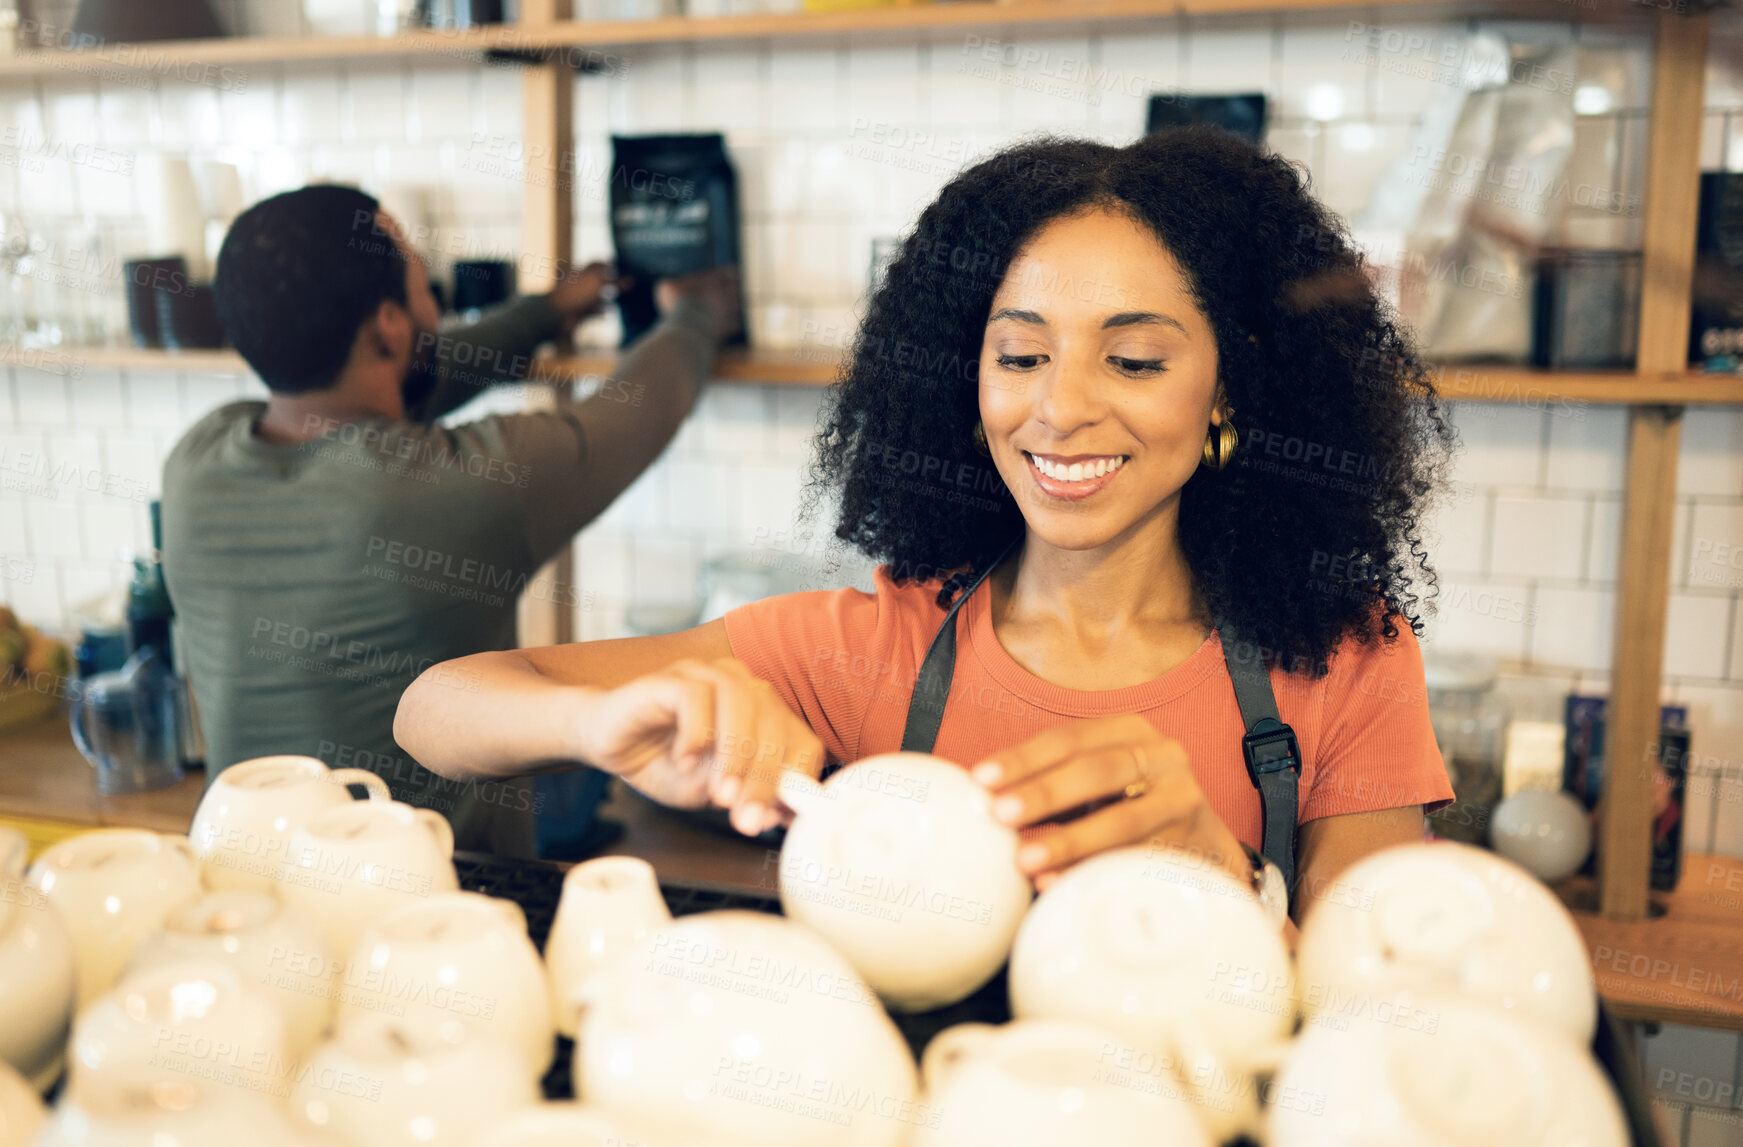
723,566 -> 1453,851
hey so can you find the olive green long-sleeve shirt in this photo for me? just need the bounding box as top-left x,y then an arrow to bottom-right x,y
161,296 -> 716,856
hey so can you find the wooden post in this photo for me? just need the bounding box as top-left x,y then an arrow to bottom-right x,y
514,0 -> 577,649
1598,9 -> 1708,920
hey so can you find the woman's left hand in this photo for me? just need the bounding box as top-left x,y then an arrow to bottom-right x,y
971,714 -> 1249,892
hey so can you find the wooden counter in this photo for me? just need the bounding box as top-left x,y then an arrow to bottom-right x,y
0,715 -> 774,893
1560,856 -> 1743,1032
0,716 -> 205,845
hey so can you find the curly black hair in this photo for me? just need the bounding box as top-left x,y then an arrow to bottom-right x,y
809,127 -> 1455,677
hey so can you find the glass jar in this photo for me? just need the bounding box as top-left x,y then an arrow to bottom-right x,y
1423,653 -> 1509,845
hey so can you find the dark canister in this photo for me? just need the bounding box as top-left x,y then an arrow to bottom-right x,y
452,259 -> 516,318
123,256 -> 188,349
154,279 -> 227,349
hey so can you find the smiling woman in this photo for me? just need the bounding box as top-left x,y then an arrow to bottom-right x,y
394,127 -> 1458,927
817,128 -> 1454,669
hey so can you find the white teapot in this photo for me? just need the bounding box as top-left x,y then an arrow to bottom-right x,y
469,1103 -> 639,1147
279,800 -> 458,958
291,1014 -> 537,1147
776,754 -> 1032,1011
573,910 -> 918,1147
913,1020 -> 1212,1147
1007,846 -> 1292,1144
189,755 -> 391,893
339,892 -> 553,1076
68,960 -> 288,1103
1268,992 -> 1627,1147
0,826 -> 76,1090
27,829 -> 202,1008
543,856 -> 670,1038
128,890 -> 333,1055
1294,842 -> 1596,1042
35,1071 -> 328,1147
0,1058 -> 45,1147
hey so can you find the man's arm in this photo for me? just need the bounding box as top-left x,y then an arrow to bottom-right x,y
438,269 -> 736,572
409,263 -> 614,423
516,291 -> 719,567
407,294 -> 566,423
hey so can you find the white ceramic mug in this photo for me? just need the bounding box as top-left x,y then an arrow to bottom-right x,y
339,892 -> 553,1076
1269,993 -> 1628,1147
574,910 -> 917,1147
776,755 -> 1033,1012
0,1058 -> 45,1147
279,800 -> 458,959
914,1020 -> 1213,1147
292,1014 -> 536,1147
470,1103 -> 636,1147
27,829 -> 203,1008
68,960 -> 288,1104
543,856 -> 669,1038
35,1070 -> 321,1147
189,755 -> 392,894
0,826 -> 76,1091
1294,841 -> 1597,1044
1007,846 -> 1293,1144
128,890 -> 334,1056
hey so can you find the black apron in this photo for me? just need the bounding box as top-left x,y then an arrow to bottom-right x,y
896,542 -> 1303,889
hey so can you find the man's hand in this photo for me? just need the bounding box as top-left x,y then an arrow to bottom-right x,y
570,657 -> 823,835
548,261 -> 616,337
656,266 -> 742,341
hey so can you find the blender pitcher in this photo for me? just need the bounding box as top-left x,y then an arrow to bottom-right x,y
68,645 -> 186,794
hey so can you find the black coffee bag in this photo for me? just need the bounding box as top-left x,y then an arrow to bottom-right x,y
609,133 -> 746,347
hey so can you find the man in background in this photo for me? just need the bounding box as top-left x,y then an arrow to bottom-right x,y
162,183 -> 738,856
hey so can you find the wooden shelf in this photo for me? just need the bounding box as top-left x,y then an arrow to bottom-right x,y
0,0 -> 1614,79
63,346 -> 253,373
1430,366 -> 1743,407
44,345 -> 1743,403
1559,854 -> 1743,1031
537,345 -> 839,386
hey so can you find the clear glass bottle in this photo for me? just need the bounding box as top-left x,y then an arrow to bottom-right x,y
1423,653 -> 1509,846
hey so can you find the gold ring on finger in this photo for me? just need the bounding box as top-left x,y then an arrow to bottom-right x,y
1123,746 -> 1150,800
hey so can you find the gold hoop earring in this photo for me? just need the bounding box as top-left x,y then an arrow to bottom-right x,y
1201,417 -> 1238,471
972,421 -> 991,456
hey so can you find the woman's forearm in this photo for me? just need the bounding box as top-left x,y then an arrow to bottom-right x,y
395,650 -> 601,781
396,621 -> 737,784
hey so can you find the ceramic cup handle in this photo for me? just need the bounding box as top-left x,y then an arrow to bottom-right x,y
919,1023 -> 1000,1091
329,768 -> 392,802
776,771 -> 828,820
566,973 -> 608,1035
1167,1017 -> 1260,1143
68,685 -> 97,768
414,809 -> 455,859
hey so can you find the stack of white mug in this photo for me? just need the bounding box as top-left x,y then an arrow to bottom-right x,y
0,750 -> 1634,1147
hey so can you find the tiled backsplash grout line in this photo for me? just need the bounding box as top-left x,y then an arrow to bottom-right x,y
1577,492 -> 1596,584
1724,594 -> 1739,684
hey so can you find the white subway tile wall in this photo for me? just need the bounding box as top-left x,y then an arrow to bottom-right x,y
0,12 -> 1735,1123
1,19 -> 1737,742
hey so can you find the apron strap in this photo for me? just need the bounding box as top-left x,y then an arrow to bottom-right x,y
899,538 -> 1021,755
1218,623 -> 1302,891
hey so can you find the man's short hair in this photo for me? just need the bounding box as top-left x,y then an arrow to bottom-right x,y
214,185 -> 409,395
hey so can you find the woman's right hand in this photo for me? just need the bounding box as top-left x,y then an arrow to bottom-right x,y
572,657 -> 824,836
